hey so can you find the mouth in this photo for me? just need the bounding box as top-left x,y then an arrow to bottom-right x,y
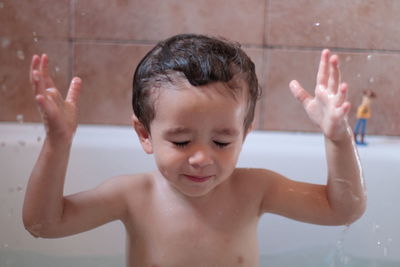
183,174 -> 214,183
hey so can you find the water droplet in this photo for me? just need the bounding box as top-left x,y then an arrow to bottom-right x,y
16,50 -> 25,60
33,37 -> 39,43
383,247 -> 388,257
37,136 -> 42,142
1,37 -> 10,48
367,54 -> 373,61
345,56 -> 352,62
56,19 -> 62,24
18,140 -> 26,147
16,114 -> 24,123
32,31 -> 37,36
369,77 -> 375,83
325,35 -> 331,42
314,22 -> 321,27
356,73 -> 361,78
377,241 -> 382,246
55,66 -> 60,72
16,185 -> 23,192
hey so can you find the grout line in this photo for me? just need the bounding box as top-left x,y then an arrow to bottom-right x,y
37,35 -> 400,55
68,0 -> 77,82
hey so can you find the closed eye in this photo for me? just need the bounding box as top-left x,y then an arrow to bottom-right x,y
172,141 -> 190,147
213,141 -> 230,148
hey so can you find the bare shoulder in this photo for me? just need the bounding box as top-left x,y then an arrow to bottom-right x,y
94,172 -> 156,219
98,172 -> 155,198
228,168 -> 287,213
231,168 -> 285,188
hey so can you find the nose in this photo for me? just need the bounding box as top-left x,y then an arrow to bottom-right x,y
188,147 -> 214,168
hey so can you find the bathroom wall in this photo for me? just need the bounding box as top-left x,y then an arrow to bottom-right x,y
1,0 -> 399,135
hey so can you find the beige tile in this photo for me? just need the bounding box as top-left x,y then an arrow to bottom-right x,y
266,0 -> 400,50
73,0 -> 265,45
0,0 -> 69,39
260,49 -> 400,136
243,47 -> 266,130
0,39 -> 70,123
73,43 -> 153,125
261,49 -> 320,132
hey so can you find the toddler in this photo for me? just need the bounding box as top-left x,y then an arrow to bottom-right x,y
23,34 -> 366,267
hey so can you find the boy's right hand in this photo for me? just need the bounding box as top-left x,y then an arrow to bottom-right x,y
30,54 -> 82,142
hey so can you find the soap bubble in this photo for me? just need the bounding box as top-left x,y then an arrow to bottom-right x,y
314,22 -> 321,27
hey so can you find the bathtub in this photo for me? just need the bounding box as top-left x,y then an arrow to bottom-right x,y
1,122 -> 399,267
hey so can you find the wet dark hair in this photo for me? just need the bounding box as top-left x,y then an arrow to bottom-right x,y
132,33 -> 261,132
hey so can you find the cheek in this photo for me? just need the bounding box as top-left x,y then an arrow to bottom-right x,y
154,146 -> 186,173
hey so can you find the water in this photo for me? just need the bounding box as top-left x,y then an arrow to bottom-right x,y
1,249 -> 398,267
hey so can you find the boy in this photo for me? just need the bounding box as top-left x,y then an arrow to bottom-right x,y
23,34 -> 366,266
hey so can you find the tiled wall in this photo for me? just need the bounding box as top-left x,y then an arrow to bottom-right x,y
1,0 -> 399,135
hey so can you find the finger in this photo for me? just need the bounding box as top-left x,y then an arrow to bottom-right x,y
335,83 -> 348,107
40,54 -> 56,89
66,77 -> 82,105
289,80 -> 312,108
31,70 -> 46,96
35,94 -> 58,121
30,55 -> 40,84
337,101 -> 351,117
316,49 -> 330,87
327,54 -> 340,94
45,87 -> 64,107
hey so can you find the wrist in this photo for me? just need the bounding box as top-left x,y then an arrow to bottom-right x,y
325,124 -> 354,145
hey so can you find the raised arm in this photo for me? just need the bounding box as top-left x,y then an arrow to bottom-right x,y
261,50 -> 366,225
23,55 -> 125,238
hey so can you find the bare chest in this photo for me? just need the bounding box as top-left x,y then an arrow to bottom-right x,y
124,195 -> 260,266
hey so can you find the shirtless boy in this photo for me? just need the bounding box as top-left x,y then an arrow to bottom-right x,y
23,34 -> 366,266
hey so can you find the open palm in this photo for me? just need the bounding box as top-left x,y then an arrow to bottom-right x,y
30,54 -> 82,141
289,49 -> 351,141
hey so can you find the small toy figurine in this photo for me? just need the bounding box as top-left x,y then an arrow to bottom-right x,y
354,89 -> 377,145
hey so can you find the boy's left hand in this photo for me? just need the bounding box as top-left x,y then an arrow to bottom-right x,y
289,49 -> 351,141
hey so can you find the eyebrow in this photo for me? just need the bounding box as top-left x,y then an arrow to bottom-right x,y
213,128 -> 240,137
163,127 -> 239,137
164,127 -> 192,136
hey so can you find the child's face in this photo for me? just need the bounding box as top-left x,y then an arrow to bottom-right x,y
147,80 -> 248,198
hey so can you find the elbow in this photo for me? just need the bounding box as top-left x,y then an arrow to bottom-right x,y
23,216 -> 59,238
23,222 -> 43,238
332,196 -> 367,226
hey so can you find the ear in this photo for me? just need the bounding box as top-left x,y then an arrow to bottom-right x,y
131,114 -> 153,154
